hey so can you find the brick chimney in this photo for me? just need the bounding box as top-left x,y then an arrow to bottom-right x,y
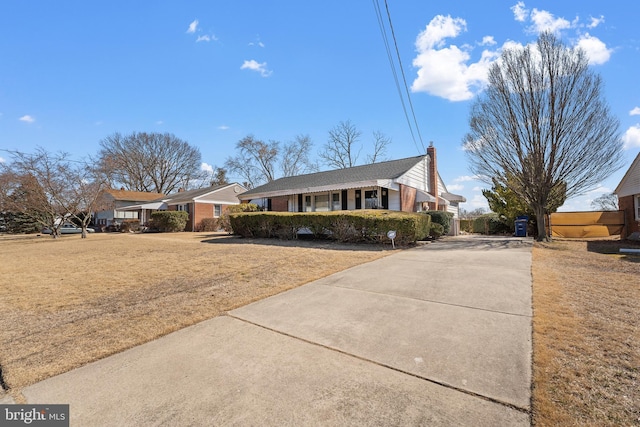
427,142 -> 438,211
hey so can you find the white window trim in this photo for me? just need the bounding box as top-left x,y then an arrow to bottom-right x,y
635,194 -> 640,221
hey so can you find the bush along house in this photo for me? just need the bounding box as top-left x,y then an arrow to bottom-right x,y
238,144 -> 466,235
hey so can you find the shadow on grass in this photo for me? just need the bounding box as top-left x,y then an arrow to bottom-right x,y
586,239 -> 640,263
198,233 -> 393,252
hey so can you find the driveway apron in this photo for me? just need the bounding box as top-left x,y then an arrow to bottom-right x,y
22,236 -> 532,426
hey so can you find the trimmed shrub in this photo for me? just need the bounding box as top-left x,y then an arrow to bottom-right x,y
150,211 -> 188,232
120,219 -> 141,233
218,203 -> 260,233
196,217 -> 218,232
472,213 -> 510,235
423,210 -> 454,235
429,222 -> 444,239
229,210 -> 431,246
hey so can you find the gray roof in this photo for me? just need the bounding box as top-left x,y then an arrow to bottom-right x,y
241,155 -> 427,197
159,183 -> 236,204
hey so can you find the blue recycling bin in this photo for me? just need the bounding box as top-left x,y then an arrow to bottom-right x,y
514,216 -> 528,237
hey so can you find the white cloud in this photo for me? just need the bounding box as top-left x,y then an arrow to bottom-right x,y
249,37 -> 265,48
481,36 -> 496,46
156,120 -> 164,125
447,183 -> 464,191
622,124 -> 640,150
0,156 -> 5,163
19,115 -> 35,123
511,2 -> 528,22
200,162 -> 214,173
630,107 -> 640,116
468,194 -> 489,209
197,34 -> 218,43
241,59 -> 272,77
529,8 -> 571,34
454,175 -> 478,182
576,33 -> 611,65
217,125 -> 230,130
588,15 -> 605,29
187,19 -> 198,34
412,15 -> 497,101
472,186 -> 483,192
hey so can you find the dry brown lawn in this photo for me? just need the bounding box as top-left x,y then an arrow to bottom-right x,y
0,232 -> 391,399
2,232 -> 639,425
532,239 -> 640,426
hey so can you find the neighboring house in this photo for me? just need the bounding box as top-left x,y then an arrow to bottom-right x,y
238,144 -> 466,235
120,183 -> 247,232
615,152 -> 640,238
94,188 -> 165,227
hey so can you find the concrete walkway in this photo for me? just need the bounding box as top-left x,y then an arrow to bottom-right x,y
19,235 -> 532,426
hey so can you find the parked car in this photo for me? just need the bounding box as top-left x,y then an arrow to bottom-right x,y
41,223 -> 95,234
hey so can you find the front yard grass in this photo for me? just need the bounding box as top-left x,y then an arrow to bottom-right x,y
0,232 -> 391,398
532,239 -> 640,426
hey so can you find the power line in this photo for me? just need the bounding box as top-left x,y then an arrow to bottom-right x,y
372,0 -> 426,154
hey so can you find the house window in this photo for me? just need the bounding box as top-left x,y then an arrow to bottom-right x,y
332,193 -> 340,211
305,195 -> 312,212
177,204 -> 189,212
635,195 -> 640,221
315,194 -> 329,212
214,205 -> 221,217
365,190 -> 378,209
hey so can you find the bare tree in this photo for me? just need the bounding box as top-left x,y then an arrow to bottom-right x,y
320,121 -> 392,168
225,136 -> 278,188
464,32 -> 623,240
280,134 -> 318,177
366,131 -> 392,164
591,192 -> 618,211
62,164 -> 110,238
3,150 -> 72,238
320,120 -> 362,169
225,134 -> 316,188
98,132 -> 203,194
2,149 -> 110,238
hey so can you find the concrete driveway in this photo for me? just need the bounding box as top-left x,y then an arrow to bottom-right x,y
19,235 -> 532,426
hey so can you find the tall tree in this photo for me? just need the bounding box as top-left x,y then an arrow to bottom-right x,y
280,134 -> 318,177
2,149 -> 110,238
320,121 -> 392,169
591,192 -> 618,211
366,130 -> 392,164
3,150 -> 71,237
320,120 -> 362,169
464,32 -> 623,240
98,132 -> 203,194
225,134 -> 316,188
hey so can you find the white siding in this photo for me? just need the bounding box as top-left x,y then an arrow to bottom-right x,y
395,157 -> 429,191
388,190 -> 401,211
616,155 -> 640,198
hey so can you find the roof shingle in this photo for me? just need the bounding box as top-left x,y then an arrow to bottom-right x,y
241,155 -> 427,197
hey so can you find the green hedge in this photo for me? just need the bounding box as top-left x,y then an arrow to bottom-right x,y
229,210 -> 431,245
423,210 -> 454,235
150,211 -> 189,232
472,213 -> 510,235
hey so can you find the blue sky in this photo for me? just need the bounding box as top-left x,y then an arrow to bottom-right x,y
1,1 -> 639,211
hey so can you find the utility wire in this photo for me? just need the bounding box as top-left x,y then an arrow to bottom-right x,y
372,0 -> 426,154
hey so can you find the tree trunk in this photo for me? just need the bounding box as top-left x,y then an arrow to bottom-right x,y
533,204 -> 549,241
81,227 -> 87,238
